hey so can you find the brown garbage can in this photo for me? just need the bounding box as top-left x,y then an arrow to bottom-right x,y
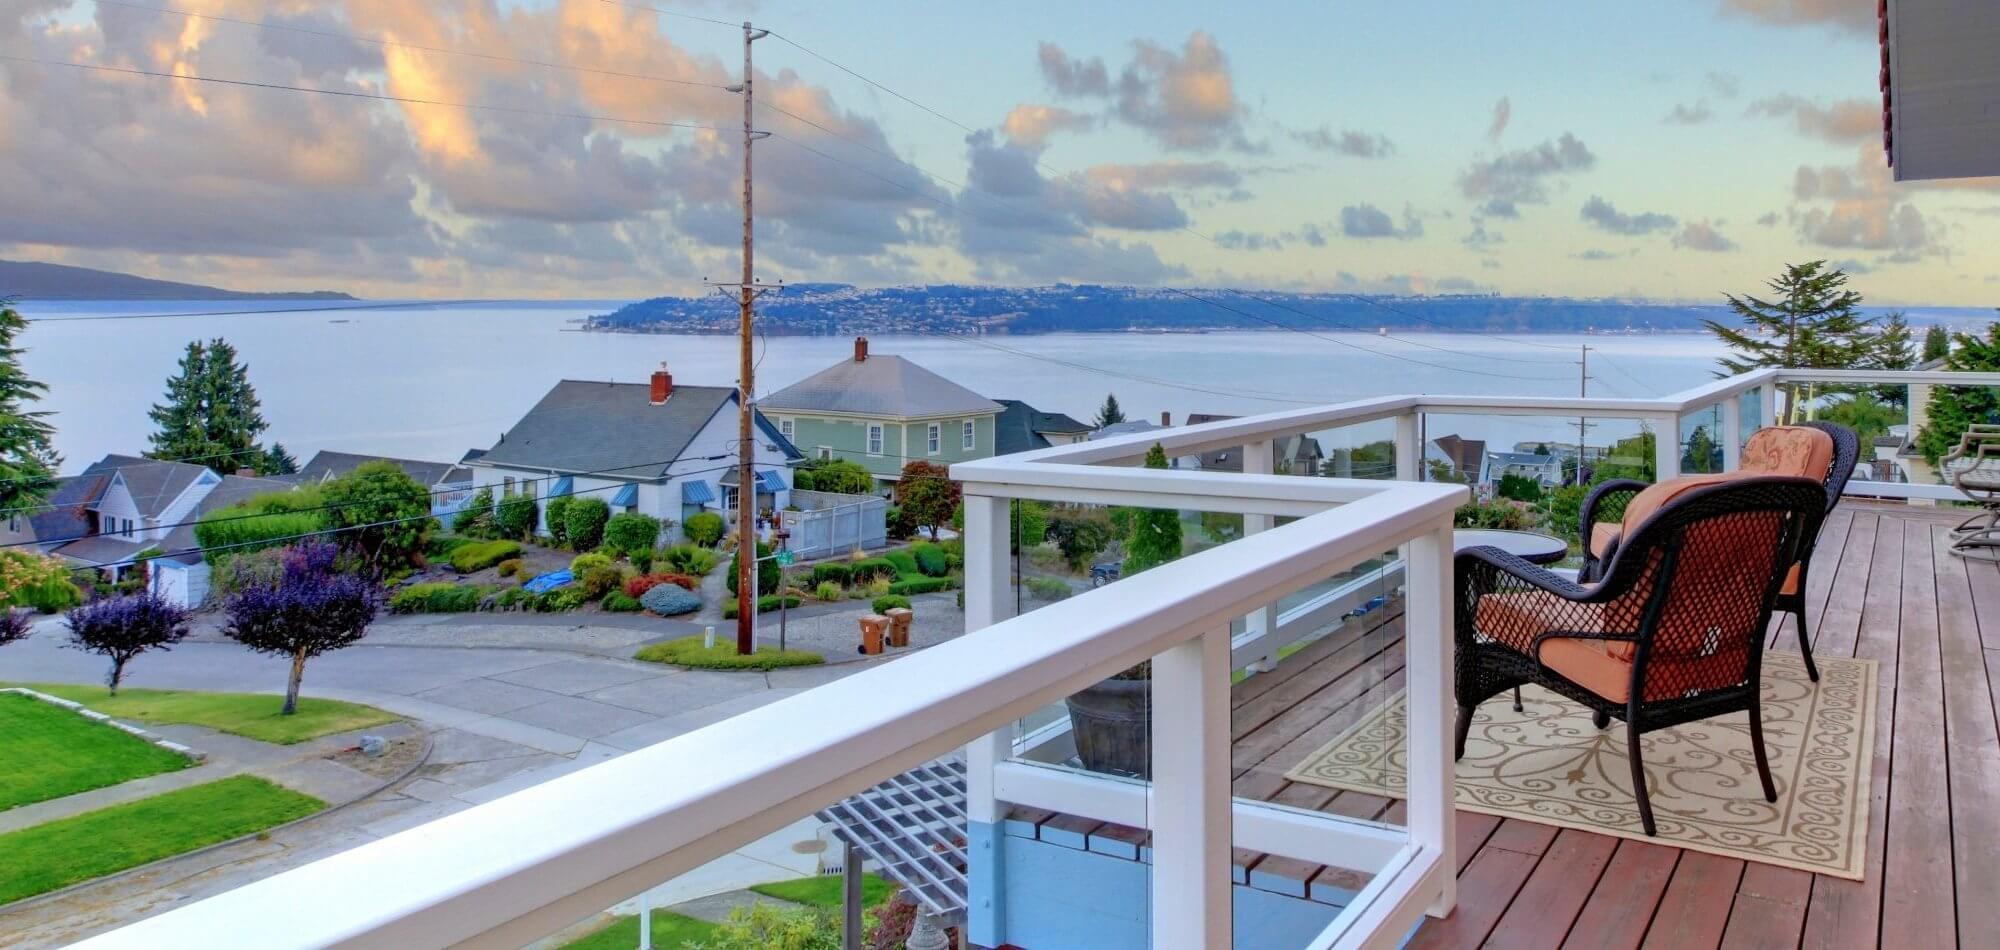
885,607 -> 914,647
858,614 -> 889,655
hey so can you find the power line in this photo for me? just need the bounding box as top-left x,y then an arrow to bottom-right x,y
1161,289 -> 1548,381
764,30 -> 977,135
591,0 -> 749,30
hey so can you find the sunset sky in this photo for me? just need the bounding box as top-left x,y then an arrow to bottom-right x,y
3,0 -> 1995,305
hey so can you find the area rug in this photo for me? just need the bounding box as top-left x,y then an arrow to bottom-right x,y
1283,653 -> 1876,879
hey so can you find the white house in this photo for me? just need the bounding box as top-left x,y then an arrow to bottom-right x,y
465,367 -> 801,541
37,455 -> 221,580
148,473 -> 298,607
1478,450 -> 1565,490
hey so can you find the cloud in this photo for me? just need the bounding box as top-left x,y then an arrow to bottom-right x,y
1573,249 -> 1620,261
1665,101 -> 1714,124
1037,42 -> 1110,97
1216,230 -> 1282,251
1079,161 -> 1242,190
1340,203 -> 1423,240
1756,211 -> 1781,226
1001,103 -> 1094,148
1579,196 -> 1677,235
952,131 -> 1186,283
1458,133 -> 1596,208
1747,95 -> 1878,143
1792,158 -> 1933,255
1486,97 -> 1511,141
1295,222 -> 1328,247
1040,33 -> 1254,151
1706,70 -> 1741,98
1716,0 -> 1874,33
1463,217 -> 1506,248
1672,221 -> 1738,251
1289,126 -> 1395,157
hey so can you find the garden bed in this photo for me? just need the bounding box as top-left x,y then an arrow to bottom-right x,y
633,636 -> 824,671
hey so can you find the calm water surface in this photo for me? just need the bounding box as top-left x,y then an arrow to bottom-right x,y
17,300 -> 1732,470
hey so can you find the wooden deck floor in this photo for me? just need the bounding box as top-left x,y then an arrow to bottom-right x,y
1229,501 -> 1997,949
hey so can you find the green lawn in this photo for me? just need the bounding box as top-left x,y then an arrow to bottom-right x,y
633,636 -> 825,671
559,910 -> 719,949
0,692 -> 192,811
0,775 -> 324,905
748,872 -> 892,909
10,684 -> 398,745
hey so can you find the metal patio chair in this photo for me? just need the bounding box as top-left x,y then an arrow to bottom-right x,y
1456,476 -> 1825,836
1944,424 -> 2000,561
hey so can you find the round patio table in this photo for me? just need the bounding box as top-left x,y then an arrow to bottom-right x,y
1453,528 -> 1568,565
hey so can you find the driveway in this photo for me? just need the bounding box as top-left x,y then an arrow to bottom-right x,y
0,616 -> 877,946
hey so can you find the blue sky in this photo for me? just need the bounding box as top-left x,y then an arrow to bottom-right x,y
2,1 -> 1993,304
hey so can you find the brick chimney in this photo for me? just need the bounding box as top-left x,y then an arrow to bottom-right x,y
649,362 -> 674,405
854,336 -> 869,362
1160,411 -> 1171,426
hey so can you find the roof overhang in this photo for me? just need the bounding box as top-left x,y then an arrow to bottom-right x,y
1883,0 -> 2000,181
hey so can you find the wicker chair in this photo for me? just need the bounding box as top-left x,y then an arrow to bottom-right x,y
1456,476 -> 1826,836
1577,422 -> 1858,682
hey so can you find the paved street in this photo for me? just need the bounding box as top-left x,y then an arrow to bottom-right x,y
0,616 -> 876,946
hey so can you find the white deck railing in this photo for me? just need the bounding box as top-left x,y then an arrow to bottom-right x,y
78,366 -> 2000,950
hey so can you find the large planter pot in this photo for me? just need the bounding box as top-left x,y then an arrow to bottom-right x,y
1064,676 -> 1151,779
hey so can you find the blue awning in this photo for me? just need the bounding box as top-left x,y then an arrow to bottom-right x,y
548,476 -> 574,497
756,470 -> 787,494
680,480 -> 715,505
611,483 -> 638,508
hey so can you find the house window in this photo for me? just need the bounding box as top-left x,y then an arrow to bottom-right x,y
927,423 -> 941,455
817,447 -> 833,461
502,476 -> 515,495
123,518 -> 134,538
867,425 -> 884,456
962,420 -> 975,451
723,485 -> 740,511
779,418 -> 794,439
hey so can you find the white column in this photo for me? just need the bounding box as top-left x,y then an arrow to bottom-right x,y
1760,383 -> 1780,430
1394,413 -> 1421,482
1404,520 -> 1457,918
1652,413 -> 1681,482
1719,398 -> 1742,473
1241,439 -> 1277,673
1149,626 -> 1231,949
962,493 -> 1016,824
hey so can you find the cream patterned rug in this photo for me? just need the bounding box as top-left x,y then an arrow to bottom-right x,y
1284,652 -> 1876,879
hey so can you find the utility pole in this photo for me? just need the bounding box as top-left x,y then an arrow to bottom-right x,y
1575,345 -> 1591,486
731,21 -> 770,655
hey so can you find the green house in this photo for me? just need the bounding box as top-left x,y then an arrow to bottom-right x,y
760,337 -> 1003,486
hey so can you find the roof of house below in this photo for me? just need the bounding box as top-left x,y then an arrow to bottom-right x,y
761,353 -> 1001,419
993,399 -> 1093,456
472,381 -> 800,479
299,450 -> 468,487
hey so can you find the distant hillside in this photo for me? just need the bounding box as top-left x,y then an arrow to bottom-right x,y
587,283 -> 1731,336
0,260 -> 354,301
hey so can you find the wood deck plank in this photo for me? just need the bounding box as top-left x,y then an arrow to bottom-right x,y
1718,864 -> 1811,949
1931,523 -> 2000,942
1561,840 -> 1680,950
1641,852 -> 1744,950
1483,829 -> 1619,950
1877,517 -> 1955,949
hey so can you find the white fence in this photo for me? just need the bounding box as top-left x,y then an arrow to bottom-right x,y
778,489 -> 888,558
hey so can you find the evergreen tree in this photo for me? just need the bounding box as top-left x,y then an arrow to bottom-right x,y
1094,393 -> 1126,428
1923,324 -> 1952,362
1916,320 -> 2000,465
1705,261 -> 1873,422
1872,311 -> 1918,407
147,338 -> 270,473
1121,444 -> 1184,574
0,304 -> 59,516
258,442 -> 299,476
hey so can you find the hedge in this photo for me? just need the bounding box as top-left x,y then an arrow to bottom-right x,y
810,562 -> 852,587
448,539 -> 521,573
848,558 -> 898,582
882,549 -> 919,576
721,595 -> 802,619
390,583 -> 488,613
193,486 -> 327,563
684,511 -> 726,547
601,592 -> 643,612
870,594 -> 911,614
639,585 -> 702,616
909,542 -> 949,578
887,577 -> 952,597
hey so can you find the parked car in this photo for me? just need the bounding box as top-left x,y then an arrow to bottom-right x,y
1089,560 -> 1122,587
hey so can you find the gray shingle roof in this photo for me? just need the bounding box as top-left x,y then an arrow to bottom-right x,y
299,451 -> 467,487
762,354 -> 1001,419
474,381 -> 799,479
993,399 -> 1092,456
52,534 -> 147,567
93,454 -> 214,518
27,472 -> 109,546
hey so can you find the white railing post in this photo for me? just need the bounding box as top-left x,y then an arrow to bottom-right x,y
962,493 -> 1016,947
1395,412 -> 1421,482
1405,518 -> 1456,918
1651,413 -> 1681,482
1760,383 -> 1781,430
1150,626 -> 1232,949
1720,398 -> 1742,472
1242,439 -> 1278,673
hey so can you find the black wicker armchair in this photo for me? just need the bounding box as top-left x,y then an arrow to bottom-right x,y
1577,422 -> 1857,682
1456,476 -> 1826,836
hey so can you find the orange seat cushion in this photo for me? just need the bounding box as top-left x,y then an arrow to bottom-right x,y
1588,522 -> 1621,559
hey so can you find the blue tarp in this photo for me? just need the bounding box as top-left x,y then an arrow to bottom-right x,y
611,483 -> 638,508
756,470 -> 786,494
548,476 -> 574,497
681,480 -> 715,505
521,570 -> 572,594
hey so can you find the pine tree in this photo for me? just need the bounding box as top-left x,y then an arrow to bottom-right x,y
1094,393 -> 1126,428
1705,261 -> 1873,423
1873,311 -> 1918,407
1923,324 -> 1951,362
259,443 -> 299,476
147,338 -> 270,473
0,303 -> 59,516
1122,444 -> 1184,574
1916,320 -> 2000,465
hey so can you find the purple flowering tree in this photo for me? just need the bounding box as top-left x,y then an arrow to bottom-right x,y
0,608 -> 31,648
221,541 -> 382,715
64,593 -> 192,695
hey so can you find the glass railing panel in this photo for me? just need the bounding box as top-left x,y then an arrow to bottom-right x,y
1679,403 -> 1725,474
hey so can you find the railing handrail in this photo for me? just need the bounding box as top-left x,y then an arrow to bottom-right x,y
82,480 -> 1463,950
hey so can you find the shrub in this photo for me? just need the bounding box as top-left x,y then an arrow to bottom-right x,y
1454,500 -> 1532,531
601,592 -> 642,612
887,576 -> 951,597
628,547 -> 654,573
640,584 -> 702,616
193,485 -> 326,564
1496,473 -> 1544,503
495,587 -> 529,611
603,512 -> 661,555
625,572 -> 698,599
848,557 -> 898,583
1045,509 -> 1114,571
389,583 -> 486,614
496,558 -> 523,578
815,581 -> 844,602
870,594 -> 910,614
0,549 -> 83,612
425,535 -> 473,560
543,495 -> 574,546
795,458 -> 876,495
564,498 -> 610,551
531,587 -> 587,612
909,542 -> 949,578
885,504 -> 915,541
1025,576 -> 1071,602
721,595 -> 803,619
577,566 -> 623,599
452,487 -> 494,536
634,635 -> 823,671
220,541 -> 381,714
449,540 -> 522,573
810,562 -> 852,587
494,493 -> 537,539
862,576 -> 893,598
726,541 -> 780,597
882,549 -> 919,577
684,511 -> 726,547
660,544 -> 720,576
570,552 -> 613,575
320,460 -> 433,576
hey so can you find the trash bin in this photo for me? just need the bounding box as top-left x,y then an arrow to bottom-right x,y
858,614 -> 889,655
885,607 -> 914,648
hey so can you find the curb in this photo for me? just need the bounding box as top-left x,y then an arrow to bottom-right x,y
1,687 -> 208,763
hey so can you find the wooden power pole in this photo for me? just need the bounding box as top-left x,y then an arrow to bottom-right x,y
733,21 -> 769,655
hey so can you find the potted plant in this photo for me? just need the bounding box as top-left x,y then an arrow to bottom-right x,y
1064,660 -> 1151,778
